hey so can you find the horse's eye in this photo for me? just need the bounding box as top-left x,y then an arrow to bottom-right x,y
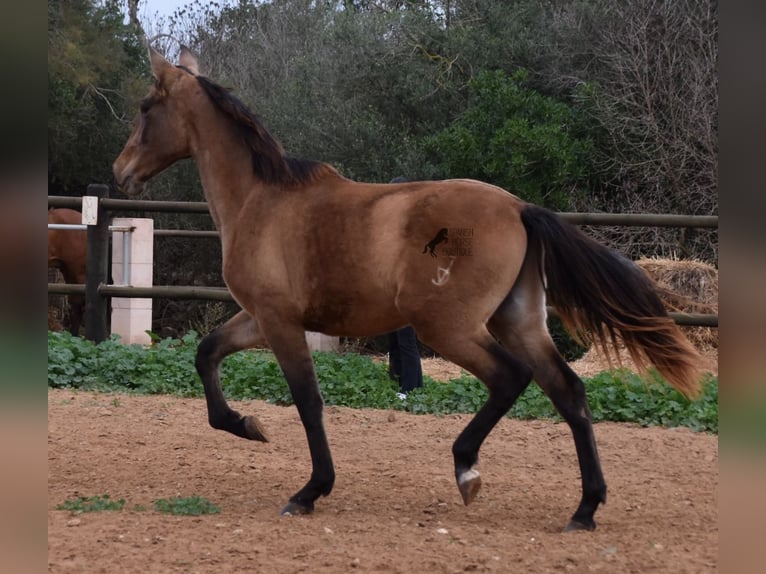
140,99 -> 152,115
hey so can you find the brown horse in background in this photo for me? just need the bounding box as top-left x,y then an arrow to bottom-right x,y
48,208 -> 87,335
113,46 -> 704,531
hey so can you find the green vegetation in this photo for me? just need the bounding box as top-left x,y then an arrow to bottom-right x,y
425,69 -> 595,210
153,496 -> 221,516
48,0 -> 146,196
48,331 -> 718,433
56,494 -> 126,513
55,493 -> 220,516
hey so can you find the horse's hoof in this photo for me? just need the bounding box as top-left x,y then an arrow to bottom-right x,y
280,500 -> 313,516
457,468 -> 482,506
243,415 -> 269,442
563,519 -> 596,532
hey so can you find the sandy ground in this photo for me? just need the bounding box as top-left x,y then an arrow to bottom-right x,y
48,356 -> 718,574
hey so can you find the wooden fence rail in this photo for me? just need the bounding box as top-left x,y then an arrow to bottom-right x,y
47,282 -> 718,328
48,194 -> 719,228
48,193 -> 719,339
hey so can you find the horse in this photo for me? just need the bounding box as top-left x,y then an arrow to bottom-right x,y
48,208 -> 87,336
113,46 -> 704,531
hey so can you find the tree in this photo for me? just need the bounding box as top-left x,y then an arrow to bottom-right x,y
184,0 -> 459,181
574,0 -> 718,261
48,0 -> 146,196
136,0 -> 717,260
423,69 -> 595,210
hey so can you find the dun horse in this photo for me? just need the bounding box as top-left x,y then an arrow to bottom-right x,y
114,47 -> 704,531
48,208 -> 87,335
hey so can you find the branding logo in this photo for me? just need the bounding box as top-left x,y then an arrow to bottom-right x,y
422,227 -> 474,258
422,228 -> 448,257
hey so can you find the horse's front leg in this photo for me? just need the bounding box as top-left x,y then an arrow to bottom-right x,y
195,309 -> 270,441
262,321 -> 335,516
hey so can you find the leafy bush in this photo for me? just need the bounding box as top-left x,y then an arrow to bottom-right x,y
48,331 -> 200,396
423,69 -> 596,210
48,331 -> 717,432
584,369 -> 718,433
547,316 -> 588,362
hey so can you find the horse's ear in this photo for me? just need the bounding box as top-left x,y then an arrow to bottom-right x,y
179,45 -> 200,75
148,46 -> 175,82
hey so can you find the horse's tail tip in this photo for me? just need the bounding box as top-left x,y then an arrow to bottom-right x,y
662,362 -> 707,400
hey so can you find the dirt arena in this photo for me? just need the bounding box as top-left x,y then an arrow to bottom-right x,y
48,354 -> 717,573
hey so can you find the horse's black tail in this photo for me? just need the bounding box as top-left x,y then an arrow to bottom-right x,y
520,204 -> 703,398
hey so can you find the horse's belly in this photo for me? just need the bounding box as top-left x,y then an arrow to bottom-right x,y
302,290 -> 403,337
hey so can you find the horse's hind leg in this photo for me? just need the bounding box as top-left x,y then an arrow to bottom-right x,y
195,309 -> 270,442
541,354 -> 607,531
489,292 -> 607,531
417,325 -> 533,506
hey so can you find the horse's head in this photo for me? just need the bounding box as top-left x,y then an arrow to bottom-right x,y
113,46 -> 201,196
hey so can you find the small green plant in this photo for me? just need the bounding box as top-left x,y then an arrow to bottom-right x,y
48,331 -> 717,432
153,496 -> 221,515
57,494 -> 125,513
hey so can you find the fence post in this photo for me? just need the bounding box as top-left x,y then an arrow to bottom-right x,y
85,184 -> 110,342
110,218 -> 154,345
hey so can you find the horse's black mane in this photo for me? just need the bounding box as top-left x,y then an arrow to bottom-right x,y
195,75 -> 336,187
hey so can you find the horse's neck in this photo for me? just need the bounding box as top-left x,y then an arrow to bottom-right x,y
189,114 -> 260,234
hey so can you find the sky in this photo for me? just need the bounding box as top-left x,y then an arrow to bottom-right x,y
139,0 -> 234,20
140,0 -> 200,19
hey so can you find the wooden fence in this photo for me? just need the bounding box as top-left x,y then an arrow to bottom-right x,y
48,188 -> 719,341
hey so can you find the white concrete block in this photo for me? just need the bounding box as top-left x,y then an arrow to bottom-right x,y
110,218 -> 154,345
305,332 -> 339,352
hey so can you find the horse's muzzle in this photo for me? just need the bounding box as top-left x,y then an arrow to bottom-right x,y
114,173 -> 145,197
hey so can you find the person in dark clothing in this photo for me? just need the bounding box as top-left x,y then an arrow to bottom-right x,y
388,325 -> 423,394
387,176 -> 424,395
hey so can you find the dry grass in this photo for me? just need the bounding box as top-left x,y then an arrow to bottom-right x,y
48,267 -> 67,332
570,257 -> 718,378
636,256 -> 718,351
